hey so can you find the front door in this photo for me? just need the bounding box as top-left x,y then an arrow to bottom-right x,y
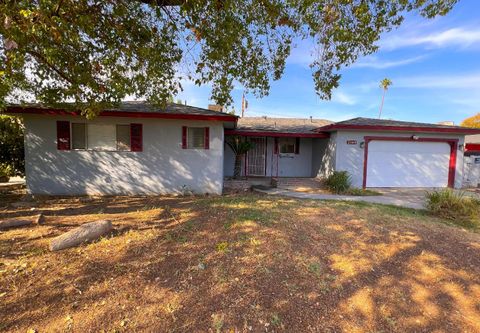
247,137 -> 266,176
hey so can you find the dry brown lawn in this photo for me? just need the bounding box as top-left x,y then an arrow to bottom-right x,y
1,191 -> 480,332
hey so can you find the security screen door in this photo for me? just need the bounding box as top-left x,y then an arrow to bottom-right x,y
247,137 -> 266,176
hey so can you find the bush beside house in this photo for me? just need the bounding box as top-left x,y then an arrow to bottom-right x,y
324,171 -> 380,196
426,189 -> 480,228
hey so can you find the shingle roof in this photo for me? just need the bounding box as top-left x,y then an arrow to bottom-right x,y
318,117 -> 480,134
331,117 -> 469,129
4,101 -> 238,121
235,117 -> 332,134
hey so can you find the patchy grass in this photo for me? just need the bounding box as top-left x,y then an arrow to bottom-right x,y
1,192 -> 480,332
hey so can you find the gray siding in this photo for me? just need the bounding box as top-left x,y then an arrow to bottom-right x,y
334,130 -> 465,188
24,115 -> 224,195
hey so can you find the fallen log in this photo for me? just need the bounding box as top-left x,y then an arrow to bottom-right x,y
50,220 -> 112,251
0,219 -> 33,230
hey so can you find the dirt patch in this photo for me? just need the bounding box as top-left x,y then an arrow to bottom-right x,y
1,192 -> 480,332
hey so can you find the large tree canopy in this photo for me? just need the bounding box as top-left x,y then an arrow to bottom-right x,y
0,0 -> 457,118
461,113 -> 480,128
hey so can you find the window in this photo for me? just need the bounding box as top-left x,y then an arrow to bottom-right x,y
279,138 -> 296,154
61,122 -> 142,152
116,125 -> 131,151
88,124 -> 117,150
71,123 -> 86,149
187,127 -> 206,149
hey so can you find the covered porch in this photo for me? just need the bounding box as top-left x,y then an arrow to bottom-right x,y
224,134 -> 330,178
223,116 -> 333,191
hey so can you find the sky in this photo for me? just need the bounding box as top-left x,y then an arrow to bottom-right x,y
176,0 -> 480,124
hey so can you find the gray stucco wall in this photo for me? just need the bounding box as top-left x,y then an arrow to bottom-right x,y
334,130 -> 465,188
224,136 -> 314,177
312,135 -> 335,179
24,115 -> 225,195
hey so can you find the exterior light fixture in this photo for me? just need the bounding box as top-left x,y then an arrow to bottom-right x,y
459,144 -> 464,151
412,135 -> 419,140
359,141 -> 365,149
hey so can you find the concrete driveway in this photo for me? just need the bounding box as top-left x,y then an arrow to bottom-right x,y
254,187 -> 434,210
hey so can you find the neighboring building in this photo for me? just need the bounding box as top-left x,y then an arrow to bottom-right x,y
4,103 -> 480,195
464,134 -> 480,188
465,134 -> 480,155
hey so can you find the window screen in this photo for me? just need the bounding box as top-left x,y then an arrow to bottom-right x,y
187,127 -> 205,149
279,138 -> 295,154
87,124 -> 116,151
71,123 -> 86,149
116,125 -> 131,151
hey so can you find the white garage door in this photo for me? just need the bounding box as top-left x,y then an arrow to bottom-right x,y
366,141 -> 450,188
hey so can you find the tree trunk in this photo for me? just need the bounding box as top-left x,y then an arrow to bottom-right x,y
0,219 -> 32,230
50,220 -> 112,251
233,154 -> 243,179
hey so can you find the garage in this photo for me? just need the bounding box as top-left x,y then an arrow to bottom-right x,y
365,139 -> 453,188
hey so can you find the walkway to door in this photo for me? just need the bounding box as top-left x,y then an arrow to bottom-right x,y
253,187 -> 432,210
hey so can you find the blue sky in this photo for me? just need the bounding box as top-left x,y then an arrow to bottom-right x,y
177,0 -> 480,124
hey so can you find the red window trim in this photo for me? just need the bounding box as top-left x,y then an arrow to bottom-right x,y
130,123 -> 143,152
183,126 -> 209,149
56,121 -> 71,150
362,136 -> 459,189
204,127 -> 210,150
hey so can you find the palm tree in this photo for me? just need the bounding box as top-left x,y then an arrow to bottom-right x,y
378,78 -> 392,119
226,136 -> 254,179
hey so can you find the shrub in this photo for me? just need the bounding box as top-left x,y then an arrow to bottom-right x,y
425,189 -> 480,228
325,171 -> 352,194
0,115 -> 25,176
0,163 -> 13,182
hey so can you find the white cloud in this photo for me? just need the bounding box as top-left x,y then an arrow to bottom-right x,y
331,91 -> 357,105
394,72 -> 480,89
351,55 -> 426,69
381,27 -> 480,50
357,72 -> 480,92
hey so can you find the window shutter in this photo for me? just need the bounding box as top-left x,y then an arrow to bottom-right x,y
130,123 -> 143,152
274,137 -> 278,154
182,126 -> 187,149
295,138 -> 300,154
56,121 -> 70,150
204,127 -> 210,149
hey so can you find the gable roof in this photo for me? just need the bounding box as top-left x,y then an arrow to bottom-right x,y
4,101 -> 238,122
225,117 -> 332,137
318,117 -> 480,135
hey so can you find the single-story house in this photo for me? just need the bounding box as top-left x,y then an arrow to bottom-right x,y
4,102 -> 480,195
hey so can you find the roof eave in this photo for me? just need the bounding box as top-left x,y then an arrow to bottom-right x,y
316,124 -> 480,135
225,129 -> 330,138
4,106 -> 238,122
